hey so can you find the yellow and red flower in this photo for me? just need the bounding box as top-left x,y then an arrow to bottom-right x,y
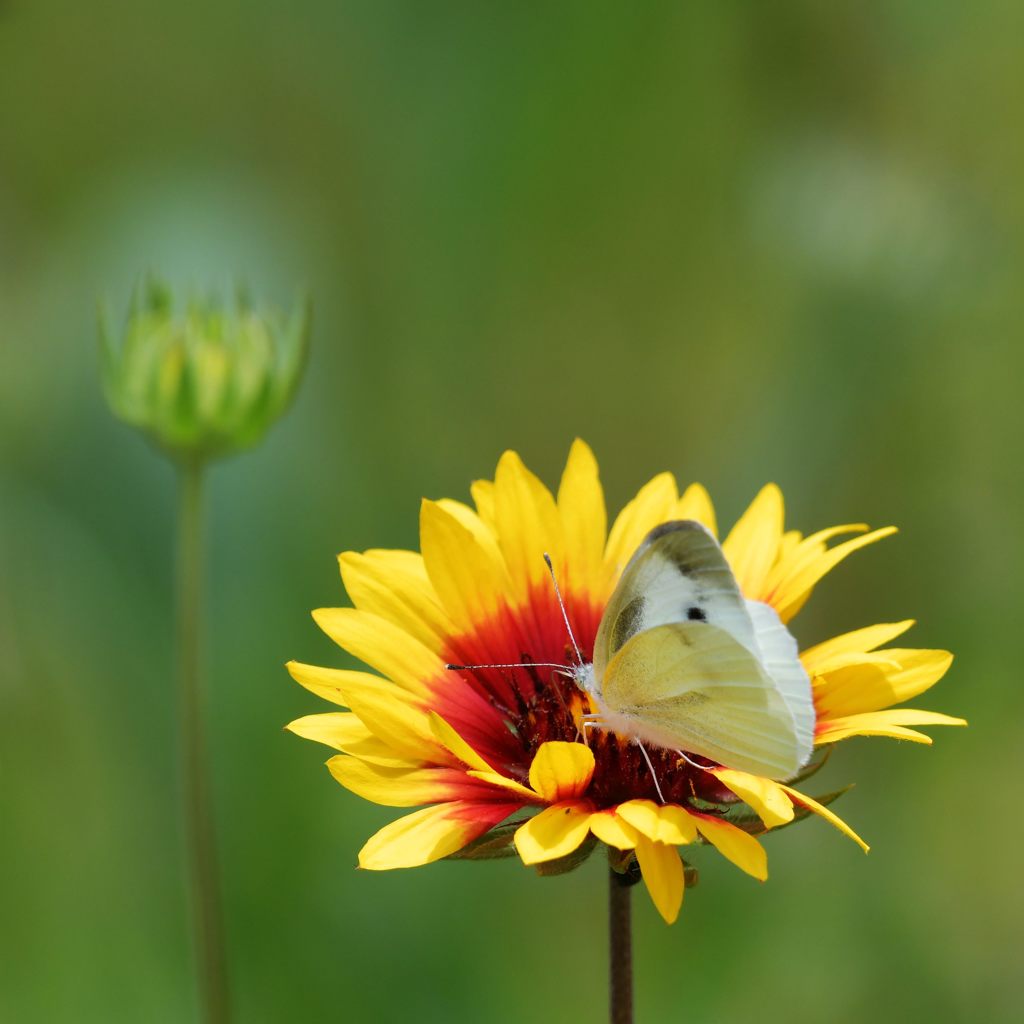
287,441 -> 964,923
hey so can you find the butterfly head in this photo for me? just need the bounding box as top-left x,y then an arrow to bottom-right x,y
571,660 -> 599,700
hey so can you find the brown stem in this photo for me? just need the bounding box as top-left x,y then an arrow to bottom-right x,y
609,864 -> 634,1024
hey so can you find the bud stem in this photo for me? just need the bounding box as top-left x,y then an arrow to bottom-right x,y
609,863 -> 635,1024
178,458 -> 230,1022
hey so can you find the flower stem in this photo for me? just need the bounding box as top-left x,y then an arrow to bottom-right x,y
178,458 -> 230,1023
608,865 -> 634,1024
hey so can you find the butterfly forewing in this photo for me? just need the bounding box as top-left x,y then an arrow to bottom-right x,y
601,622 -> 806,779
593,520 -> 756,683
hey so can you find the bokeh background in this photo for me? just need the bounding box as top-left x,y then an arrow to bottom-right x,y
2,3 -> 1021,1021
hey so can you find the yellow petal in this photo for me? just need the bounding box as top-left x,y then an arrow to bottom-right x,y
693,815 -> 768,880
312,607 -> 442,697
492,450 -> 564,604
769,527 -> 898,623
763,524 -> 869,596
870,648 -> 955,704
528,741 -> 595,802
589,810 -> 639,850
814,650 -> 955,719
711,769 -> 794,829
614,799 -> 661,839
800,622 -> 916,674
328,757 -> 466,807
514,803 -> 593,865
358,801 -> 519,869
658,804 -> 699,844
419,499 -> 510,629
815,708 -> 967,746
634,836 -> 684,924
435,497 -> 504,564
338,550 -> 453,654
616,800 -> 697,845
809,651 -> 904,678
557,439 -> 607,594
604,472 -> 679,584
286,659 -> 351,707
721,484 -> 784,600
779,529 -> 803,559
285,712 -> 420,767
779,784 -> 869,852
286,662 -> 445,765
469,480 -> 497,531
465,770 -> 539,802
798,618 -> 913,675
676,483 -> 717,537
287,711 -> 371,750
428,712 -> 494,772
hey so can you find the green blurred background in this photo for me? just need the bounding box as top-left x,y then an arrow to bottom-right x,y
2,2 -> 1020,1021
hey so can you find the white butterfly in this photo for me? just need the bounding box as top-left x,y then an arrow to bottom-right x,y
571,520 -> 814,781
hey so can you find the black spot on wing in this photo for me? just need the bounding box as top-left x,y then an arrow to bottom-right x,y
686,606 -> 706,622
643,521 -> 712,578
610,595 -> 646,653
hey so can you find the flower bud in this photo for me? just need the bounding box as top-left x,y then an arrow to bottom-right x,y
100,278 -> 309,461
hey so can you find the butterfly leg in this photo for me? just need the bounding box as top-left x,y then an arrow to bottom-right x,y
551,668 -> 584,742
636,741 -> 666,805
580,714 -> 604,747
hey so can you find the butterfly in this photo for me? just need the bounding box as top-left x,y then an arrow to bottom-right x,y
571,520 -> 814,781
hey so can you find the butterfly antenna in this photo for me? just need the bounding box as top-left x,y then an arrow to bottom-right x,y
445,660 -> 568,672
637,741 -> 666,804
543,552 -> 584,666
675,749 -> 714,773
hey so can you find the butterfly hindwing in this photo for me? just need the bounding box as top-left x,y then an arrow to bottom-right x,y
744,599 -> 815,762
601,622 -> 806,779
593,520 -> 756,683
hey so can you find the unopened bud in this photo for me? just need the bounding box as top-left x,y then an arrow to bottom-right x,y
100,278 -> 309,461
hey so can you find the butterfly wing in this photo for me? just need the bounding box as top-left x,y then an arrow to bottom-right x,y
744,600 -> 815,762
593,520 -> 756,685
600,622 -> 806,779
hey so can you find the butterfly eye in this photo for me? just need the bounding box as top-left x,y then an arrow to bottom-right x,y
686,606 -> 707,622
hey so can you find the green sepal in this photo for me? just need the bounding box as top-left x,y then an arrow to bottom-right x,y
779,784 -> 855,830
687,749 -> 835,825
607,847 -> 636,876
681,858 -> 699,888
444,821 -> 526,861
605,849 -> 698,888
724,784 -> 855,837
787,747 -> 833,787
534,834 -> 597,876
270,293 -> 311,415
